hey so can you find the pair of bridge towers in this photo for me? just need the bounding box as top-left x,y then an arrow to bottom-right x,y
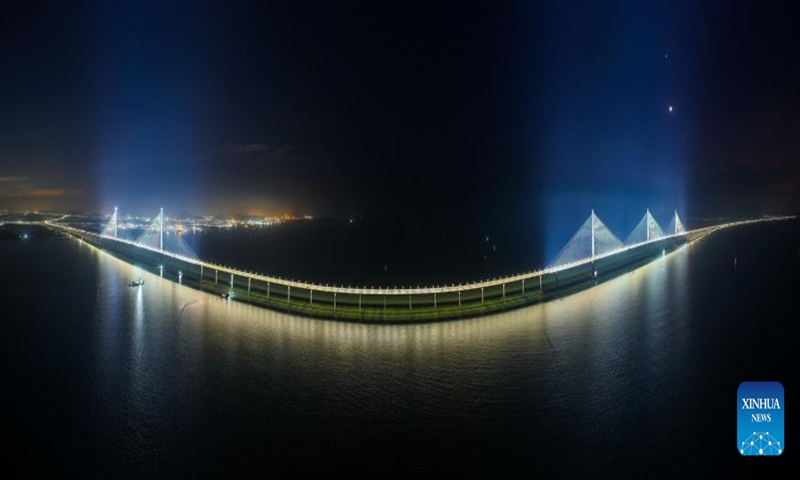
102,207 -> 685,269
103,207 -> 196,259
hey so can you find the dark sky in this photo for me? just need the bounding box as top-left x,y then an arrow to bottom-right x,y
1,1 -> 798,249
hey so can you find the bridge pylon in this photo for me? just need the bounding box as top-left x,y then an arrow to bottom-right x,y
160,207 -> 164,251
626,209 -> 665,245
666,210 -> 686,235
551,210 -> 624,268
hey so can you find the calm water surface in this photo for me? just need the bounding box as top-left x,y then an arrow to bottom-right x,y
1,221 -> 797,477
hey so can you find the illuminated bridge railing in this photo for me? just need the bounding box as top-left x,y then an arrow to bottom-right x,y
45,214 -> 794,321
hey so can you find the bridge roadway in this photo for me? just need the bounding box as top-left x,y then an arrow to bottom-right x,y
45,217 -> 793,322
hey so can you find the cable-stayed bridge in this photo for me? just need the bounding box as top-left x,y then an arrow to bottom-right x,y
101,207 -> 198,259
551,209 -> 686,269
47,208 -> 793,322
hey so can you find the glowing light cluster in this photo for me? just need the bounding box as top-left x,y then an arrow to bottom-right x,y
666,213 -> 686,235
132,209 -> 199,259
551,211 -> 624,267
625,209 -> 665,245
100,209 -> 118,237
51,210 -> 792,297
551,209 -> 686,268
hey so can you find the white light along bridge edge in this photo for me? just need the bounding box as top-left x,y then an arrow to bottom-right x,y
46,214 -> 795,297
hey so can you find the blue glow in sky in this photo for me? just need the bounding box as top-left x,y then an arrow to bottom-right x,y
91,2 -> 212,215
530,2 -> 689,262
2,0 -> 796,259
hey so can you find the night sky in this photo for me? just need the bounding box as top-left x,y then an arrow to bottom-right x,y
1,1 -> 798,252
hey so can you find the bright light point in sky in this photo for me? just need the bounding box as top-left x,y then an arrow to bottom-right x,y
668,105 -> 674,113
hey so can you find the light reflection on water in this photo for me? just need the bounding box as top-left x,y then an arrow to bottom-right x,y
5,222 -> 795,476
76,234 -> 696,475
82,237 -> 694,374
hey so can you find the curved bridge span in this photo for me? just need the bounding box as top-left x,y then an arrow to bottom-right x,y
46,214 -> 792,322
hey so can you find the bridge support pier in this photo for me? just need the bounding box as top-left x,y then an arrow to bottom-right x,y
287,286 -> 291,303
409,295 -> 412,310
215,270 -> 218,285
200,265 -> 203,285
539,275 -> 543,293
247,278 -> 251,296
502,284 -> 505,300
310,290 -> 313,305
267,282 -> 270,299
458,291 -> 461,306
434,293 -> 437,309
481,287 -> 484,305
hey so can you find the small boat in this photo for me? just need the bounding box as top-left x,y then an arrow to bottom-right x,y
221,291 -> 232,299
129,279 -> 145,287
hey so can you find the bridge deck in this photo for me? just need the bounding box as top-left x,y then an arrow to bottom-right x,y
45,216 -> 792,322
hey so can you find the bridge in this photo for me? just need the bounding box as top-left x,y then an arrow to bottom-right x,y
46,209 -> 793,322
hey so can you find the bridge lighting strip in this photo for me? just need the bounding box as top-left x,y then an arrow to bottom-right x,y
45,216 -> 794,296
